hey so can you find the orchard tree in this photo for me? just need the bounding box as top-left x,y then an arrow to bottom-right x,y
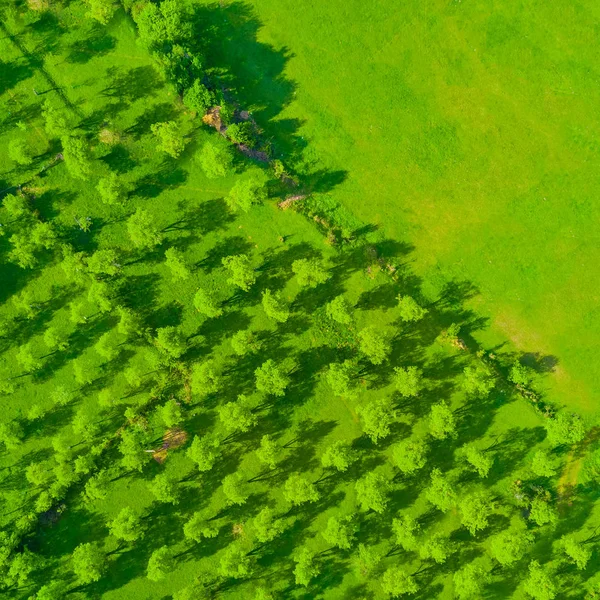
219,395 -> 257,434
283,474 -> 319,506
355,471 -> 389,513
255,359 -> 289,397
72,543 -> 105,584
225,175 -> 267,212
326,295 -> 353,324
255,434 -> 280,470
197,141 -> 233,178
97,172 -> 127,205
261,289 -> 290,323
322,515 -> 357,550
187,435 -> 220,472
321,440 -> 356,473
459,492 -> 493,535
253,507 -> 285,544
193,287 -> 222,318
230,329 -> 262,355
151,121 -> 186,158
453,561 -> 489,600
222,254 -> 257,291
222,472 -> 249,506
392,438 -> 428,476
220,543 -> 253,579
425,469 -> 456,513
393,366 -> 423,398
381,566 -> 419,597
148,473 -> 180,505
461,444 -> 494,478
359,398 -> 395,444
165,247 -> 191,281
155,326 -> 187,359
523,560 -> 556,600
545,412 -> 586,446
428,401 -> 456,440
109,507 -> 144,544
419,532 -> 453,564
183,512 -> 218,543
489,525 -> 534,566
127,208 -> 164,249
326,360 -> 358,398
147,546 -> 173,582
559,534 -> 591,570
293,547 -> 320,587
358,326 -> 391,365
392,514 -> 420,551
291,257 -> 330,288
397,295 -> 427,323
462,361 -> 496,398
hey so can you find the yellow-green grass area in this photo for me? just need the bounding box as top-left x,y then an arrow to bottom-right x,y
204,0 -> 600,413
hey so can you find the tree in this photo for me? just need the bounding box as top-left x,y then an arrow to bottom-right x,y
109,507 -> 144,544
148,473 -> 180,504
155,326 -> 187,358
261,289 -> 290,323
88,281 -> 113,313
462,362 -> 496,398
453,561 -> 489,599
183,512 -> 218,543
489,525 -> 534,566
147,546 -> 173,582
220,543 -> 253,579
294,547 -> 320,587
509,360 -> 535,387
44,325 -> 68,351
72,543 -> 105,584
230,329 -> 262,355
322,515 -> 357,550
326,295 -> 353,324
25,461 -> 52,487
428,401 -> 456,440
151,121 -> 186,158
193,287 -> 222,317
183,79 -> 214,115
321,440 -> 356,472
529,497 -> 558,527
225,175 -> 267,212
197,141 -> 233,178
381,566 -> 419,597
358,398 -> 395,444
222,472 -> 249,506
62,135 -> 93,180
545,412 -> 586,446
419,533 -> 453,564
8,233 -> 37,268
187,435 -> 220,472
326,360 -> 358,398
84,471 -> 110,503
2,193 -> 29,219
559,534 -> 591,570
461,444 -> 494,478
87,0 -> 118,24
397,295 -> 427,323
222,254 -> 256,290
355,471 -> 389,513
425,469 -> 456,513
8,138 -> 34,166
42,101 -> 70,137
117,307 -> 143,339
95,330 -> 120,361
255,359 -> 289,397
530,450 -> 557,477
33,581 -> 68,600
291,258 -> 330,288
255,434 -> 280,470
392,514 -> 420,551
393,366 -> 423,398
158,398 -> 183,428
253,507 -> 285,544
523,560 -> 556,600
391,438 -> 428,475
459,492 -> 493,535
134,0 -> 190,49
97,172 -> 128,205
191,360 -> 221,397
218,396 -> 256,434
227,122 -> 256,146
16,343 -> 41,373
87,248 -> 121,277
119,425 -> 151,472
127,208 -> 164,249
353,543 -> 381,579
358,326 -> 391,365
31,221 -> 57,249
165,247 -> 191,280
283,474 -> 319,506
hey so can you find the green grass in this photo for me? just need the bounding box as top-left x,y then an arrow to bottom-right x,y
205,0 -> 600,413
1,2 -> 600,599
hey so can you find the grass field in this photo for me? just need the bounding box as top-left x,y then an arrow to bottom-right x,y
203,0 -> 600,412
2,1 -> 600,599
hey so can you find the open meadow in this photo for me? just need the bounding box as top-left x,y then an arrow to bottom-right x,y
0,1 -> 599,599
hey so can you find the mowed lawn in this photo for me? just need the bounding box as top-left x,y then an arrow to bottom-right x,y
203,0 -> 600,412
